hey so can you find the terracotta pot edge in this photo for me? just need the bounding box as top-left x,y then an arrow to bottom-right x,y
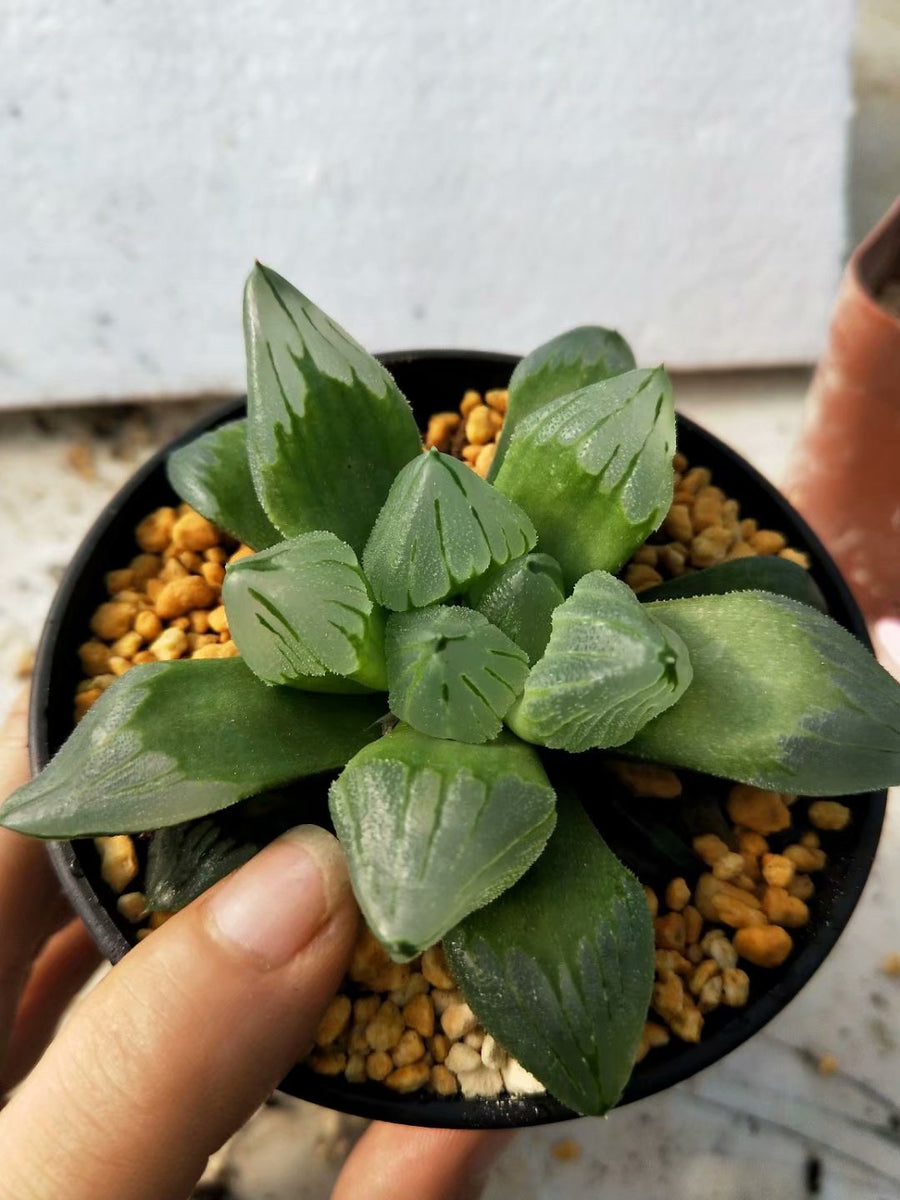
847,194 -> 900,329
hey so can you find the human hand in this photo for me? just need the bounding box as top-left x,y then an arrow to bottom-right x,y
0,692 -> 512,1199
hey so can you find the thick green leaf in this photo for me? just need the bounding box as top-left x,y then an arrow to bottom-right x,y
638,555 -> 827,612
0,660 -> 384,837
493,367 -> 675,587
223,532 -> 387,692
166,419 -> 281,550
385,606 -> 530,743
146,818 -> 258,912
145,787 -> 322,911
444,792 -> 654,1116
489,326 -> 635,481
328,725 -> 556,960
244,264 -> 422,553
467,553 -> 565,664
506,571 -> 692,752
362,449 -> 537,611
624,591 -> 900,794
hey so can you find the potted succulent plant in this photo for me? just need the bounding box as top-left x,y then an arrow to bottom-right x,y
5,265 -> 900,1127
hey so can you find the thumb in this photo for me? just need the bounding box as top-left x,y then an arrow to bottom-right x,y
0,825 -> 358,1200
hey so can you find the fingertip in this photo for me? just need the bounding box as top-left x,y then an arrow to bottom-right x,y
205,824 -> 355,970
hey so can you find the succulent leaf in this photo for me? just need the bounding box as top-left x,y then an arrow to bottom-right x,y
145,787 -> 323,911
146,819 -> 258,913
506,570 -> 692,752
467,552 -> 565,663
0,660 -> 384,837
489,325 -> 635,480
362,448 -> 536,611
244,264 -> 421,553
223,532 -> 387,692
166,419 -> 281,551
624,591 -> 900,793
444,791 -> 654,1116
385,605 -> 530,743
493,367 -> 676,587
638,554 -> 827,612
328,725 -> 556,960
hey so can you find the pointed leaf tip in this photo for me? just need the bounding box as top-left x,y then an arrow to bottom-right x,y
493,367 -> 675,586
444,792 -> 654,1116
625,591 -> 900,793
0,660 -> 385,837
243,268 -> 421,553
166,419 -> 280,551
363,450 -> 537,611
489,325 -> 636,481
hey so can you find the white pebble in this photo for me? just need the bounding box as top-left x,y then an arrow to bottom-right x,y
501,1057 -> 546,1096
458,1064 -> 505,1099
445,1042 -> 482,1075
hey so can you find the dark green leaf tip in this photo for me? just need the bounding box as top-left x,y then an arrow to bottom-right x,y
493,367 -> 676,586
166,419 -> 280,551
467,552 -> 566,664
444,792 -> 654,1115
244,266 -> 421,553
362,450 -> 537,611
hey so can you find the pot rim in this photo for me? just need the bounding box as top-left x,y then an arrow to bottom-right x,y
30,349 -> 886,1129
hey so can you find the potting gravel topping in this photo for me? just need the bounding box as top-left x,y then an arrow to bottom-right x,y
5,269 -> 900,1118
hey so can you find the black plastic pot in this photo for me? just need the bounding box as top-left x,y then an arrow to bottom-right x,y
31,351 -> 886,1130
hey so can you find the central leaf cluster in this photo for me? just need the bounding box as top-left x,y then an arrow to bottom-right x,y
217,270 -> 686,765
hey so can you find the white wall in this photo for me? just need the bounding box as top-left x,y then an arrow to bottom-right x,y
0,0 -> 854,407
